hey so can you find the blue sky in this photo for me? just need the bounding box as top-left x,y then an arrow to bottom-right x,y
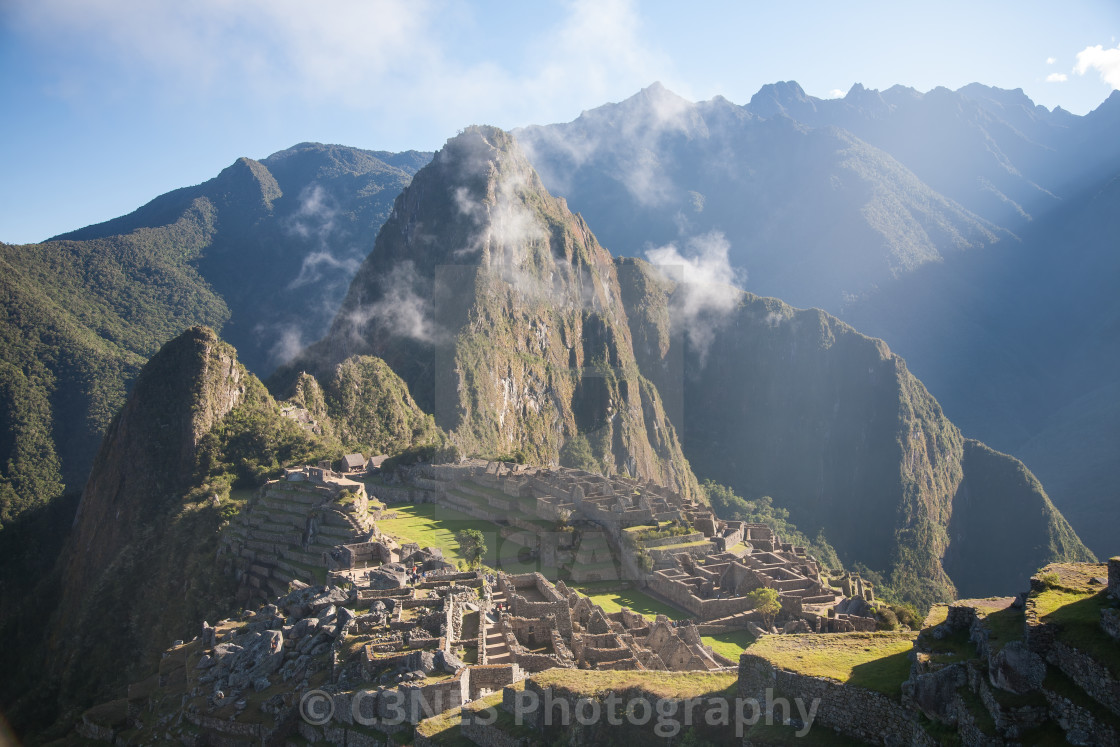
2,0 -> 1118,244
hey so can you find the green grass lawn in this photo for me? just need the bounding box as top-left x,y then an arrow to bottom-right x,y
531,669 -> 737,699
376,503 -> 537,574
702,629 -> 757,661
750,632 -> 916,698
569,584 -> 689,621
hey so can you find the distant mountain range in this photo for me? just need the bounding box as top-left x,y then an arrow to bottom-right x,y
0,143 -> 430,524
516,81 -> 1120,557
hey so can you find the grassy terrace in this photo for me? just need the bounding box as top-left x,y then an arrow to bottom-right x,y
531,669 -> 737,699
415,687 -> 510,746
749,632 -> 916,698
650,540 -> 711,552
1031,565 -> 1120,678
703,629 -> 757,660
376,503 -> 537,573
570,584 -> 688,621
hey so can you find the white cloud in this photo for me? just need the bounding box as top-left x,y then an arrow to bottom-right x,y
1046,72 -> 1068,83
827,88 -> 846,99
1046,57 -> 1056,65
5,0 -> 675,138
1074,44 -> 1120,89
645,231 -> 743,362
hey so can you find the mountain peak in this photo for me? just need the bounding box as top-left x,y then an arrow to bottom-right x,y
747,80 -> 816,119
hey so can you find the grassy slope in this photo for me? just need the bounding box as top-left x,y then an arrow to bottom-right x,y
749,631 -> 917,697
0,204 -> 227,525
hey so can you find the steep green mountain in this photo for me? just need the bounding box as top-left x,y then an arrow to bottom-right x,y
843,164 -> 1120,557
615,257 -> 1093,610
55,142 -> 432,374
0,209 -> 229,526
282,126 -> 699,497
517,82 -> 1120,559
0,144 -> 429,529
1,327 -> 440,732
44,328 -> 314,707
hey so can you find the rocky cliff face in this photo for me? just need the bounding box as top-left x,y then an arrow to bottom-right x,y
615,258 -> 1092,607
43,327 -> 328,709
60,327 -> 245,598
288,127 -> 698,497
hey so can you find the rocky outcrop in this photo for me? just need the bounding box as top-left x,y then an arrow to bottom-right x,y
61,327 -> 245,598
46,327 -> 324,708
287,127 -> 698,498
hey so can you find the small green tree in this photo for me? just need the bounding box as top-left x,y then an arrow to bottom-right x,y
456,529 -> 487,569
559,433 -> 598,472
746,587 -> 781,628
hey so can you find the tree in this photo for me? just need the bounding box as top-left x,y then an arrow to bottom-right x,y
746,587 -> 781,628
456,529 -> 487,569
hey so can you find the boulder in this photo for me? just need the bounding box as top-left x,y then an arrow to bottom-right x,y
435,650 -> 464,673
405,650 -> 437,674
903,663 -> 966,724
745,621 -> 769,638
308,587 -> 350,613
291,618 -> 319,639
368,565 -> 408,590
782,619 -> 811,634
989,641 -> 1045,694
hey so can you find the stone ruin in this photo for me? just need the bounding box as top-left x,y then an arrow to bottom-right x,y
647,524 -> 878,634
221,465 -> 381,602
489,572 -> 734,673
369,460 -> 879,634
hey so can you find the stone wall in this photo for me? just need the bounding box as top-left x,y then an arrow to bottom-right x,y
1046,641 -> 1120,717
738,654 -> 934,746
382,670 -> 469,724
1109,557 -> 1120,598
646,574 -> 755,620
469,663 -> 524,700
499,574 -> 573,640
1042,681 -> 1120,746
461,719 -> 532,747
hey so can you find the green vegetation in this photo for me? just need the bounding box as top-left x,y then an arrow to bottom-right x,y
376,503 -> 535,573
559,432 -> 600,473
530,668 -> 737,700
455,529 -> 487,570
322,355 -> 442,455
701,629 -> 756,660
746,588 -> 781,628
749,632 -> 916,697
197,375 -> 334,489
874,601 -> 922,631
0,212 -> 228,527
